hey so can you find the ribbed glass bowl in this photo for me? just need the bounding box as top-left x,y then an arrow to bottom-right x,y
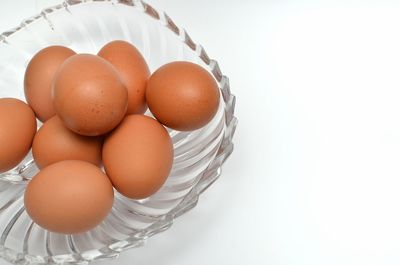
0,0 -> 237,264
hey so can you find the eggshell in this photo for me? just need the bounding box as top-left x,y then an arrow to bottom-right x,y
24,160 -> 114,234
0,98 -> 37,173
24,46 -> 76,122
146,61 -> 220,131
103,115 -> 173,199
53,54 -> 128,136
98,40 -> 150,114
32,116 -> 103,169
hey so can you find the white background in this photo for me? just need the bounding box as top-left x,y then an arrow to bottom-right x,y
2,0 -> 400,264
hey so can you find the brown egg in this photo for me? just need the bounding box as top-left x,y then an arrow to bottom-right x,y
32,116 -> 102,169
24,160 -> 114,234
146,61 -> 220,131
98,40 -> 150,114
0,98 -> 37,173
24,46 -> 76,122
53,54 -> 128,136
103,115 -> 173,199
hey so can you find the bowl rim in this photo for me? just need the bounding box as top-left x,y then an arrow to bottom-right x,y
0,0 -> 238,264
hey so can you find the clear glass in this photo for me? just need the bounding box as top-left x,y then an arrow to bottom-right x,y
0,0 -> 237,264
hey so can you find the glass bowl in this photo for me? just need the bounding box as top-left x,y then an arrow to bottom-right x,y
0,0 -> 237,264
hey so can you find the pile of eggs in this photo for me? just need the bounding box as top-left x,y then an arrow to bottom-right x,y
0,40 -> 220,234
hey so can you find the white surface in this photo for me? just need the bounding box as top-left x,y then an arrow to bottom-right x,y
2,0 -> 400,264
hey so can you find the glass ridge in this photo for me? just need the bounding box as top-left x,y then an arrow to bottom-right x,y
0,0 -> 237,264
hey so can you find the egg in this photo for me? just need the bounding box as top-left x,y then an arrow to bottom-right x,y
24,160 -> 114,234
0,98 -> 37,173
98,40 -> 150,114
146,61 -> 220,131
103,115 -> 173,199
32,116 -> 103,169
24,46 -> 76,122
53,54 -> 128,136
